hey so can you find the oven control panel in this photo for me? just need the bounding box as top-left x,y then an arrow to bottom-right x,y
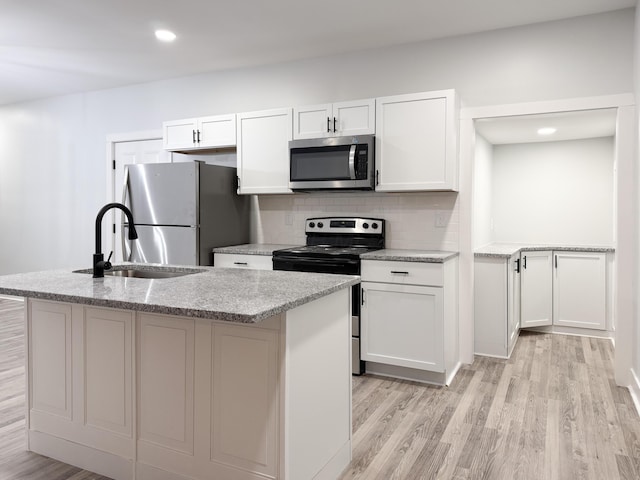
305,217 -> 384,235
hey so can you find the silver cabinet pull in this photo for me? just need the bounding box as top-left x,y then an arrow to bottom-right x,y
390,270 -> 409,275
121,167 -> 132,262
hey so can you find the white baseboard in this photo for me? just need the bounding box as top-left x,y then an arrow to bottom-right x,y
366,362 -> 448,386
137,462 -> 195,480
314,440 -> 351,480
629,369 -> 640,417
29,430 -> 133,480
524,325 -> 613,340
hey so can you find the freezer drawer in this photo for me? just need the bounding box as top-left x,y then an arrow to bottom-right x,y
124,225 -> 198,265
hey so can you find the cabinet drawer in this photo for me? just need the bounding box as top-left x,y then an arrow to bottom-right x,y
361,260 -> 443,286
214,253 -> 273,270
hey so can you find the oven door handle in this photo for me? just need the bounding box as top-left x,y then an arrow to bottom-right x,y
284,260 -> 358,269
348,144 -> 357,180
273,256 -> 359,270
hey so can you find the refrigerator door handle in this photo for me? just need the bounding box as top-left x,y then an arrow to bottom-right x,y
121,167 -> 132,262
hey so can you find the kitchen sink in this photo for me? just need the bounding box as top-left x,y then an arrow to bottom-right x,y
73,266 -> 207,279
104,268 -> 197,279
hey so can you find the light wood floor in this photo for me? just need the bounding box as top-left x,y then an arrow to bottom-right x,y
1,298 -> 640,479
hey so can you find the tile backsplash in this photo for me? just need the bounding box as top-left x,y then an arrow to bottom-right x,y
251,191 -> 459,251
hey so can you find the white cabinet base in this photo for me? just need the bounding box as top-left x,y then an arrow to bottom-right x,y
521,324 -> 614,340
366,360 -> 462,387
28,431 -> 134,480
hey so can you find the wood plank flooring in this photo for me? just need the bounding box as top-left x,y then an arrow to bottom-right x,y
1,297 -> 639,479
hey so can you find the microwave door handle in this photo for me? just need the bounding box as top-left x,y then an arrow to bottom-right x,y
348,145 -> 357,180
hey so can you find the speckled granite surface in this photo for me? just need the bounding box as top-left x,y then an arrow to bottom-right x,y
0,264 -> 359,323
474,243 -> 615,259
361,249 -> 459,263
212,243 -> 299,256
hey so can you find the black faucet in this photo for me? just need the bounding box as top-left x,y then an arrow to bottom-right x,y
94,202 -> 138,278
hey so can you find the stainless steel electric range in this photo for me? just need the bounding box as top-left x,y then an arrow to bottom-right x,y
272,217 -> 385,375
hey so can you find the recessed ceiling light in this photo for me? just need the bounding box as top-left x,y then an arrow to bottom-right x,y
537,127 -> 557,136
155,29 -> 177,42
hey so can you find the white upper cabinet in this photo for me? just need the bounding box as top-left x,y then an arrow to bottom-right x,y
375,90 -> 458,192
236,108 -> 293,195
163,114 -> 236,151
293,99 -> 375,139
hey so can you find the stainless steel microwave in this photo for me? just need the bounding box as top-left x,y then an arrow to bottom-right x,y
289,135 -> 375,191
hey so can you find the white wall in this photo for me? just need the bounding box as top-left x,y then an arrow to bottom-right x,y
0,9 -> 634,274
472,134 -> 493,248
633,3 -> 640,389
490,137 -> 615,245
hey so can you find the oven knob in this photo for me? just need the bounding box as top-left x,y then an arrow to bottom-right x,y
309,222 -> 315,228
317,222 -> 324,228
372,222 -> 379,229
363,223 -> 369,229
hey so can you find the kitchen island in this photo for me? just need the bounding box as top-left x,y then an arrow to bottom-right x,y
0,264 -> 358,480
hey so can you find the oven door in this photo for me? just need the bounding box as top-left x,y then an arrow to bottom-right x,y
272,255 -> 360,275
289,135 -> 374,191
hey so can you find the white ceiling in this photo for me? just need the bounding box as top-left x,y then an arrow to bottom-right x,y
474,109 -> 618,144
1,0 -> 635,106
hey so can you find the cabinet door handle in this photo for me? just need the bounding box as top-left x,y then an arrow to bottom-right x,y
376,169 -> 380,186
361,289 -> 365,306
523,256 -> 527,269
390,271 -> 409,275
327,117 -> 331,133
233,262 -> 248,266
333,117 -> 337,133
192,129 -> 196,144
555,255 -> 558,269
197,129 -> 201,143
515,258 -> 520,273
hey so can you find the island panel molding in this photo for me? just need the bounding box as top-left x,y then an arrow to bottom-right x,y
84,307 -> 133,437
29,300 -> 73,420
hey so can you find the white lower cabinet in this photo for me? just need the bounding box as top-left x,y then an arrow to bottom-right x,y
520,250 -> 553,328
214,252 -> 273,270
360,258 -> 459,385
361,282 -> 443,371
474,253 -> 520,358
553,251 -> 607,330
519,250 -> 609,331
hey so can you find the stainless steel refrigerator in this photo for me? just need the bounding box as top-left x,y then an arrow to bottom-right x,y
122,161 -> 249,266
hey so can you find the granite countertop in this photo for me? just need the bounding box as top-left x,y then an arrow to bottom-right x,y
0,264 -> 358,324
361,249 -> 459,263
474,243 -> 615,259
212,243 -> 299,255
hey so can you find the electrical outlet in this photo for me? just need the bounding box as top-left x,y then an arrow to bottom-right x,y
435,211 -> 447,228
285,212 -> 293,225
